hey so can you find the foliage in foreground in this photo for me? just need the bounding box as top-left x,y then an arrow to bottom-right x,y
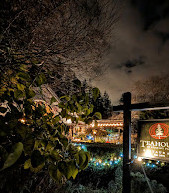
0,48 -> 102,192
61,166 -> 167,193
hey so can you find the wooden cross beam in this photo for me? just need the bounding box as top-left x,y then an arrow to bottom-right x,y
113,102 -> 169,112
112,92 -> 169,193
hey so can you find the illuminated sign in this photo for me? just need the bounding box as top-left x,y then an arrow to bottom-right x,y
138,120 -> 169,161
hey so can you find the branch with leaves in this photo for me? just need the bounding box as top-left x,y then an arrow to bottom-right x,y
0,48 -> 102,190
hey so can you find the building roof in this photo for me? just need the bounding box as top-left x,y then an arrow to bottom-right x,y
32,84 -> 61,114
32,84 -> 60,105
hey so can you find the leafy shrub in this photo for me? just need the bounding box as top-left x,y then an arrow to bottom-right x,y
131,172 -> 167,193
62,165 -> 167,193
0,48 -> 101,192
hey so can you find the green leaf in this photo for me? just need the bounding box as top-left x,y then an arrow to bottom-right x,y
17,72 -> 30,81
85,109 -> 90,116
72,168 -> 78,179
74,153 -> 80,165
59,136 -> 68,148
14,89 -> 24,99
26,88 -> 36,99
36,73 -> 46,86
67,144 -> 77,155
24,159 -> 31,169
19,64 -> 29,72
60,96 -> 70,101
17,83 -> 25,91
75,151 -> 89,170
89,104 -> 94,114
30,162 -> 44,173
51,150 -> 61,161
70,160 -> 78,179
31,150 -> 45,168
60,109 -> 67,118
49,165 -> 63,182
46,141 -> 55,151
58,161 -> 67,176
75,102 -> 82,112
0,87 -> 7,95
81,152 -> 90,170
58,161 -> 75,179
52,115 -> 60,125
78,150 -> 86,168
58,102 -> 65,108
23,136 -> 35,155
0,142 -> 23,171
31,59 -> 40,65
65,161 -> 74,179
93,112 -> 102,120
0,107 -> 7,113
40,139 -> 48,147
50,96 -> 57,104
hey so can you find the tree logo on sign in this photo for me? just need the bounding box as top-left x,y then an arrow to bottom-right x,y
149,123 -> 169,139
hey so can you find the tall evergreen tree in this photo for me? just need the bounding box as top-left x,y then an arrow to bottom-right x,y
102,91 -> 112,119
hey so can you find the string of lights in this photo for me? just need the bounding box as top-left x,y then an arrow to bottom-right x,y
73,143 -> 167,168
98,123 -> 123,127
90,122 -> 123,127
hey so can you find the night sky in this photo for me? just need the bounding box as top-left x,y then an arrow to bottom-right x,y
92,0 -> 169,104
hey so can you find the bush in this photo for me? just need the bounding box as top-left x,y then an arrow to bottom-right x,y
131,172 -> 167,193
61,165 -> 167,193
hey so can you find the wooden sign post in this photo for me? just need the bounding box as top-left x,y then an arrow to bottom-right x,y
123,92 -> 131,193
113,92 -> 169,193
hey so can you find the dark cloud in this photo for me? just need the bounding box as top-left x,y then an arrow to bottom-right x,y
124,61 -> 137,68
91,0 -> 169,104
155,31 -> 169,44
131,0 -> 169,30
116,57 -> 145,73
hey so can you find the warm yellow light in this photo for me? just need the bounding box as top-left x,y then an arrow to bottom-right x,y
97,122 -> 123,127
93,128 -> 97,134
90,121 -> 95,127
67,119 -> 72,124
20,118 -> 26,124
161,162 -> 165,166
144,149 -> 152,158
137,157 -> 142,162
99,160 -> 102,163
